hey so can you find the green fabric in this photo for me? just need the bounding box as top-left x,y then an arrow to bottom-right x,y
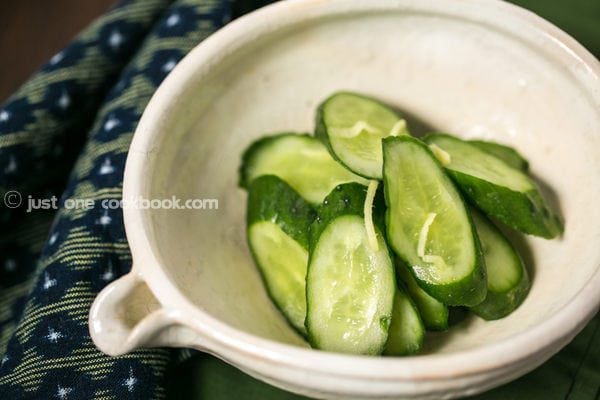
508,0 -> 600,59
467,312 -> 600,400
168,312 -> 600,399
168,355 -> 310,400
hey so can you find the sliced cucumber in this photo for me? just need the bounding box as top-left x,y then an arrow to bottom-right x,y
239,133 -> 368,204
469,208 -> 530,320
306,183 -> 395,355
247,175 -> 316,335
423,133 -> 562,239
396,259 -> 449,331
468,139 -> 529,171
383,136 -> 486,307
316,92 -> 409,179
383,284 -> 425,356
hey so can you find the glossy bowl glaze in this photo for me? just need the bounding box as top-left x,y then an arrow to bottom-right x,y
90,0 -> 600,398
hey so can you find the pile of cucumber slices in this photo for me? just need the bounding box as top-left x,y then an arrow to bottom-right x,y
239,91 -> 562,356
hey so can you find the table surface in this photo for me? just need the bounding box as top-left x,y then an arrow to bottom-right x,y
0,0 -> 118,103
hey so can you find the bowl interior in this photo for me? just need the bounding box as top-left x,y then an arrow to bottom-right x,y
133,1 -> 600,354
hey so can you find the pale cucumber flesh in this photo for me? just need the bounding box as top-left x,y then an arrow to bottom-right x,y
424,133 -> 562,238
249,221 -> 308,335
468,140 -> 529,171
317,92 -> 407,179
383,136 -> 485,306
307,215 -> 395,355
470,209 -> 530,320
427,134 -> 532,192
241,134 -> 368,204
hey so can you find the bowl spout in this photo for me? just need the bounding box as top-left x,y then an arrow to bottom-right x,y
89,270 -> 203,355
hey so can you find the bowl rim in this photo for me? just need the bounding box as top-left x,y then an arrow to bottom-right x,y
122,0 -> 600,382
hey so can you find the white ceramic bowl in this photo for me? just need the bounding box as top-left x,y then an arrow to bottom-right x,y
89,0 -> 600,398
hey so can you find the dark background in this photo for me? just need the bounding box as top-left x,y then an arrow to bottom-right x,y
0,0 -> 119,103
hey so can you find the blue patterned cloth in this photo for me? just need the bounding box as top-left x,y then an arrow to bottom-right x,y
0,0 -> 264,398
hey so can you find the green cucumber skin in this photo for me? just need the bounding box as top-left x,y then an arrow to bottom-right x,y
468,140 -> 529,171
383,283 -> 425,356
469,210 -> 531,320
424,133 -> 562,239
247,175 -> 316,248
315,97 -> 362,179
246,175 -> 315,336
383,136 -> 487,307
450,171 -> 562,239
309,182 -> 386,248
315,91 -> 403,180
306,183 -> 395,355
471,283 -> 530,320
395,260 -> 449,331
